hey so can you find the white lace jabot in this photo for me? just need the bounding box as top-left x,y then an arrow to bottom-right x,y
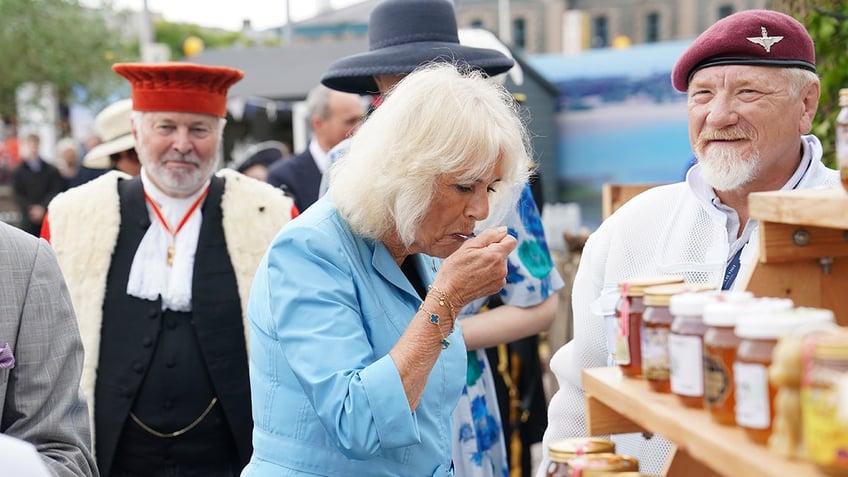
126,169 -> 210,311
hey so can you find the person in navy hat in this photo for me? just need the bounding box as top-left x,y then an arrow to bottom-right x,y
541,9 -> 839,476
320,1 -> 562,477
320,0 -> 514,93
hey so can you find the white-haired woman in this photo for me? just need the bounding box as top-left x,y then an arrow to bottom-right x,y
243,63 -> 531,477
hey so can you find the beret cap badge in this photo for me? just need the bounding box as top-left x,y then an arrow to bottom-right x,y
747,27 -> 783,53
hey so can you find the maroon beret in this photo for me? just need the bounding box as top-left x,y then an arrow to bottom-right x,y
671,10 -> 815,92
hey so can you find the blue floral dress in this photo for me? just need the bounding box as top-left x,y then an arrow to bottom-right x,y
451,185 -> 564,477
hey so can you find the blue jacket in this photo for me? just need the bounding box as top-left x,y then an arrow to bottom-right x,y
243,196 -> 465,476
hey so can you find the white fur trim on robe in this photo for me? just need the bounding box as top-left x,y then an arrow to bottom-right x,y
46,168 -> 294,449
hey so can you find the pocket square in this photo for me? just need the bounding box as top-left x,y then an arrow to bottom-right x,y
0,343 -> 14,369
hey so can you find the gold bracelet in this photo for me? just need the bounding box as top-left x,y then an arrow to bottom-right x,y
420,305 -> 451,349
427,285 -> 457,320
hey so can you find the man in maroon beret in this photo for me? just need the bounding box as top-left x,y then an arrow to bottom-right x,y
41,62 -> 296,477
541,9 -> 839,475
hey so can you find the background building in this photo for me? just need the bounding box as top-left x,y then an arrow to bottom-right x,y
453,0 -> 768,54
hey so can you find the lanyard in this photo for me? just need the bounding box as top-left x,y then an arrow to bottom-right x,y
143,185 -> 210,266
722,246 -> 745,290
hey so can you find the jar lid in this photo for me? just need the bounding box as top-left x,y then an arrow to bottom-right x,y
643,283 -> 715,306
669,290 -> 753,316
567,453 -> 639,475
735,307 -> 835,340
619,275 -> 683,296
703,297 -> 792,327
812,329 -> 848,360
548,438 -> 615,462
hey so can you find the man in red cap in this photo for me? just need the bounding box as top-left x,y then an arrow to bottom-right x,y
43,62 -> 295,477
541,9 -> 839,475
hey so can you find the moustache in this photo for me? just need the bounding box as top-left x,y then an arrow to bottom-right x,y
697,128 -> 754,144
161,152 -> 201,165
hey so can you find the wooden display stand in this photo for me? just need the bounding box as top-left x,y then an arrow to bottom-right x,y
601,183 -> 667,220
583,367 -> 825,477
741,187 -> 848,324
583,188 -> 848,475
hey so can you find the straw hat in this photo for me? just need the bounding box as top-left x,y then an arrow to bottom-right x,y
82,99 -> 135,169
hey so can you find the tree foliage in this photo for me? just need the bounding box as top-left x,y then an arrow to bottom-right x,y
772,0 -> 848,169
0,0 -> 137,120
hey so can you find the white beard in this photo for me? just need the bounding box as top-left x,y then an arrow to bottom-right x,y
697,145 -> 760,191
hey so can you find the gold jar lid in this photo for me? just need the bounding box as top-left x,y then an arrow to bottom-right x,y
643,283 -> 714,307
548,438 -> 615,463
567,453 -> 639,475
619,275 -> 683,297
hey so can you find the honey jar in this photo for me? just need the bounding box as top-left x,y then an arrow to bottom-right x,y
546,438 -> 616,477
735,308 -> 834,445
566,453 -> 639,476
668,291 -> 750,408
702,297 -> 791,425
802,325 -> 848,475
615,276 -> 683,377
641,283 -> 714,393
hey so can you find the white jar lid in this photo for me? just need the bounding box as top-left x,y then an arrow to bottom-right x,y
735,307 -> 836,340
669,290 -> 753,317
703,297 -> 793,327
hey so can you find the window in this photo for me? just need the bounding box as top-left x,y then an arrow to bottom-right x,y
718,5 -> 735,19
592,15 -> 608,48
645,12 -> 660,43
513,17 -> 526,50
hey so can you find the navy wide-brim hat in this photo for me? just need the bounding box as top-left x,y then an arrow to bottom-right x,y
321,0 -> 515,95
671,9 -> 816,92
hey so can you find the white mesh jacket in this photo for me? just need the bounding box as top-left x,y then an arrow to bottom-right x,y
539,135 -> 839,475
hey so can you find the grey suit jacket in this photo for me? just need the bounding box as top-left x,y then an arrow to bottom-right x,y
0,221 -> 97,477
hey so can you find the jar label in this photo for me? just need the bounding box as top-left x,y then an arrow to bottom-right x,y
604,315 -> 619,366
642,326 -> 670,380
614,327 -> 631,365
704,353 -> 730,406
669,334 -> 703,396
802,386 -> 848,468
733,362 -> 770,429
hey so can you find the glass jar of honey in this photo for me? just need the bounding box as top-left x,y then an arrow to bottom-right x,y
566,453 -> 639,476
802,327 -> 848,475
615,275 -> 683,377
667,291 -> 728,408
642,283 -> 714,393
735,308 -> 835,445
836,87 -> 848,191
702,297 -> 791,425
546,438 -> 616,477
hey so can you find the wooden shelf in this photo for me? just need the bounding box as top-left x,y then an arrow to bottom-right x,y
583,367 -> 826,477
742,187 -> 848,323
748,187 -> 848,229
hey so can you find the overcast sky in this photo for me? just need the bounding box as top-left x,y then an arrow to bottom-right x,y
80,0 -> 367,31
